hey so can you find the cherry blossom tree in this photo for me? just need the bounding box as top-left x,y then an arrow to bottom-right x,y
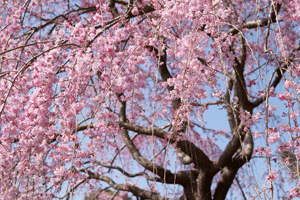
1,0 -> 300,199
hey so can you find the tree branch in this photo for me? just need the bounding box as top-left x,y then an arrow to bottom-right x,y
109,0 -> 120,18
232,129 -> 254,165
228,3 -> 281,35
118,97 -> 183,184
213,130 -> 253,200
232,34 -> 253,112
23,6 -> 97,36
224,78 -> 236,133
252,44 -> 300,108
213,124 -> 247,170
117,120 -> 212,171
145,45 -> 181,110
94,161 -> 163,182
89,4 -> 155,46
82,169 -> 176,200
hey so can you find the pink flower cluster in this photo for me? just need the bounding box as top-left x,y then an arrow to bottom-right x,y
289,188 -> 300,199
266,171 -> 277,182
278,92 -> 294,101
253,146 -> 272,157
267,127 -> 280,144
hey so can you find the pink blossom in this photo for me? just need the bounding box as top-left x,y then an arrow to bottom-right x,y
268,105 -> 277,112
290,111 -> 298,120
284,80 -> 293,89
264,147 -> 272,157
289,188 -> 300,198
266,171 -> 277,181
247,79 -> 256,87
279,123 -> 291,132
252,131 -> 261,139
212,91 -> 223,97
260,87 -> 277,97
131,7 -> 139,15
267,132 -> 280,144
285,158 -> 291,166
252,112 -> 261,121
254,146 -> 264,155
54,166 -> 66,177
278,92 -> 293,101
254,146 -> 273,157
297,85 -> 300,94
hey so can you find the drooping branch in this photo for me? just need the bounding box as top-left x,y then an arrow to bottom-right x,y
252,65 -> 285,108
235,177 -> 247,200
